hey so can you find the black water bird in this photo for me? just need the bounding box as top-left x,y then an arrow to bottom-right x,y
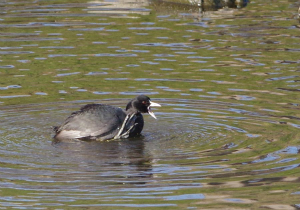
53,95 -> 161,141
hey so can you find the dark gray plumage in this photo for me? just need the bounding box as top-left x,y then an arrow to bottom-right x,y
53,95 -> 161,141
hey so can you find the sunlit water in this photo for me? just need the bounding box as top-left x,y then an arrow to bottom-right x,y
0,0 -> 300,209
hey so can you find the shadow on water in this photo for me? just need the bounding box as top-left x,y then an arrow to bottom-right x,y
1,0 -> 300,209
150,0 -> 249,18
1,96 -> 300,209
152,0 -> 249,10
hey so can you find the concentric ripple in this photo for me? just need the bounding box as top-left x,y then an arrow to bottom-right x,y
0,98 -> 297,209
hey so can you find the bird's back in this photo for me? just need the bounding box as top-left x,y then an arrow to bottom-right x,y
54,104 -> 127,140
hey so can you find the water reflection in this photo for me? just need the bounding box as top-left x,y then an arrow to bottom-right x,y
53,137 -> 153,180
1,0 -> 300,208
88,0 -> 150,16
0,93 -> 299,208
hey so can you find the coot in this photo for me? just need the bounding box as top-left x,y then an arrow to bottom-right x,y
53,95 -> 161,141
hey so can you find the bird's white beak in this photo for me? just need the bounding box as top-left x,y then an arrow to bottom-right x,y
148,101 -> 161,119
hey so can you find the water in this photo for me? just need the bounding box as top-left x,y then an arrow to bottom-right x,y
1,0 -> 300,209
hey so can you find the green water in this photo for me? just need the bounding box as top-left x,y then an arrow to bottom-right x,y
0,0 -> 300,209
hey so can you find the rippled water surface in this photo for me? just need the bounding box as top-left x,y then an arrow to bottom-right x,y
1,0 -> 300,209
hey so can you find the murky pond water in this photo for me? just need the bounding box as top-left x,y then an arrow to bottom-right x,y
1,0 -> 300,209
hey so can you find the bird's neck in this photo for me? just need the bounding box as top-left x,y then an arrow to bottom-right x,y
125,101 -> 138,115
125,108 -> 138,116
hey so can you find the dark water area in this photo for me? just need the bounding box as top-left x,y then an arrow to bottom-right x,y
0,0 -> 300,209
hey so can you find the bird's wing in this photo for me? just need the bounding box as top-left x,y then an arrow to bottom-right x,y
55,104 -> 126,139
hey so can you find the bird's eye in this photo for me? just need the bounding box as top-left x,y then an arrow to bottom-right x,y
142,101 -> 146,104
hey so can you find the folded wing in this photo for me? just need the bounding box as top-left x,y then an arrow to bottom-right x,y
54,104 -> 126,140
